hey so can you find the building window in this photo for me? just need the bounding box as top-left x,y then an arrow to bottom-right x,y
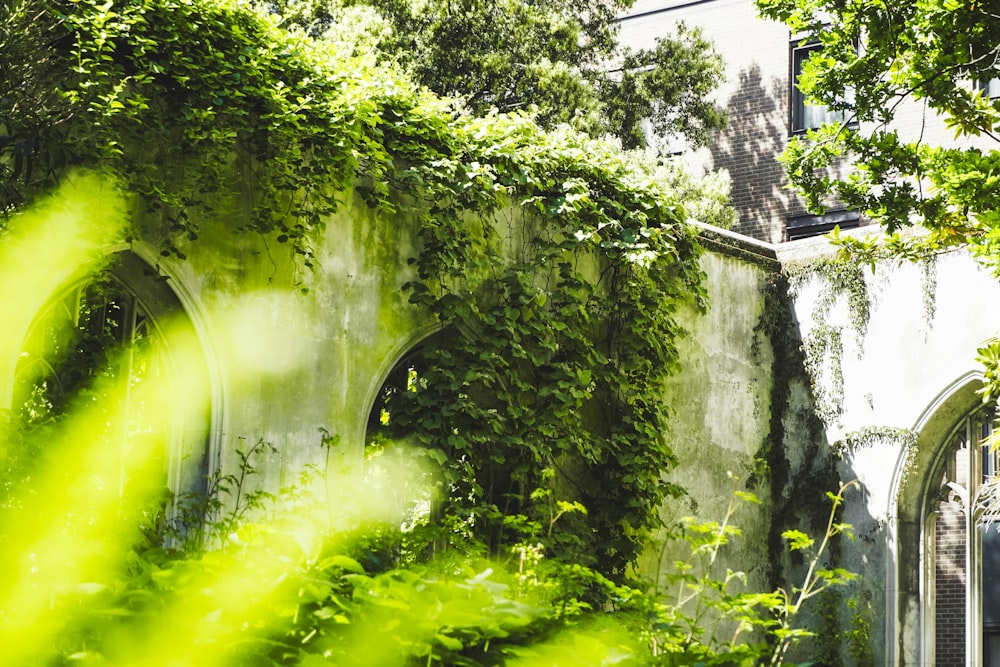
923,407 -> 999,666
790,40 -> 854,134
977,77 -> 1000,100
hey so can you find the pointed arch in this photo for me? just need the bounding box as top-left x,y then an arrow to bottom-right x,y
10,249 -> 215,502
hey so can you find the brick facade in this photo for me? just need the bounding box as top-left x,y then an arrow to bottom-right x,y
619,0 -> 797,242
936,495 -> 967,666
617,0 -> 998,243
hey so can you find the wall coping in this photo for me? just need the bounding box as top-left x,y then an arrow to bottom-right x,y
695,221 -> 895,270
694,222 -> 780,270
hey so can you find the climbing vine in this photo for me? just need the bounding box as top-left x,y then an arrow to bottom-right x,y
377,121 -> 706,577
3,0 -> 707,582
921,256 -> 938,325
751,271 -> 841,589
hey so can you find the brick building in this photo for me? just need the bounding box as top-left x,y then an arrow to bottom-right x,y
617,0 -> 996,243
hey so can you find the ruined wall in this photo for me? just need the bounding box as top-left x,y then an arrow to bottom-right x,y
137,187 -> 436,495
639,222 -> 1000,665
638,227 -> 850,662
44,175 -> 1000,666
638,228 -> 777,596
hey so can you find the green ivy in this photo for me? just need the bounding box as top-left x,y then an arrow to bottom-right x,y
751,271 -> 841,591
3,0 -> 707,585
379,119 -> 706,577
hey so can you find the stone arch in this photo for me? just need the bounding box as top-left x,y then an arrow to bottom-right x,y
11,248 -> 215,500
128,240 -> 225,481
892,372 -> 990,666
350,324 -> 447,548
358,322 -> 443,447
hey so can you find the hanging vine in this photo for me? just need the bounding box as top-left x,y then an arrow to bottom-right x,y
833,426 -> 919,494
378,119 -> 707,577
787,258 -> 872,426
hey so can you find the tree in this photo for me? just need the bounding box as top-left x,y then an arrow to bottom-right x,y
755,0 -> 1000,270
263,0 -> 727,150
0,0 -> 72,215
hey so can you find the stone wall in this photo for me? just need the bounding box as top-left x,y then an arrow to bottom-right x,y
20,169 -> 1000,665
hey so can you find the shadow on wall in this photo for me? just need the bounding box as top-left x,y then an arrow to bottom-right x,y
836,455 -> 887,666
709,64 -> 790,243
754,273 -> 880,664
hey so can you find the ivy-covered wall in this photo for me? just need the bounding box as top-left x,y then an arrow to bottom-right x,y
639,230 -> 777,596
140,184 -> 433,492
17,2 -> 1000,661
31,161 -> 1000,666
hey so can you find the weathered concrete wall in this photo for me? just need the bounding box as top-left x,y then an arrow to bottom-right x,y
639,228 -> 778,596
140,188 -> 435,494
639,222 -> 1000,665
29,171 -> 1000,665
138,200 -> 850,654
638,227 -> 847,661
127,188 -> 795,606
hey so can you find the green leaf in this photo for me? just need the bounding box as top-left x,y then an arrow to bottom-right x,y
781,529 -> 814,552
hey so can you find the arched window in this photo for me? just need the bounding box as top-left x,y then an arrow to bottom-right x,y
919,405 -> 998,666
364,344 -> 438,539
9,251 -> 211,528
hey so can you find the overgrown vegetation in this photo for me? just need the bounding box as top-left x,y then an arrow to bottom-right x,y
0,0 -> 857,664
1,0 -> 712,581
785,257 -> 871,427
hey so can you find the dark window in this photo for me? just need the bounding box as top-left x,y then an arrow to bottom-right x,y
977,77 -> 1000,100
790,40 -> 854,134
988,631 -> 1000,667
786,209 -> 860,240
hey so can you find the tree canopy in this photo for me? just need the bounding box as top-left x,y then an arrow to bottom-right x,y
755,0 -> 1000,269
262,0 -> 727,151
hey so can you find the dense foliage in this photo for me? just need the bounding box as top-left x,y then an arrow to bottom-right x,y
0,0 -> 713,580
0,0 -> 852,664
371,117 -> 705,577
754,0 -> 1000,267
262,0 -> 727,150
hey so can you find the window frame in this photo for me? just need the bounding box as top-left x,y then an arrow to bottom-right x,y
785,208 -> 860,241
976,77 -> 1000,100
12,251 -> 213,508
789,38 -> 856,135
